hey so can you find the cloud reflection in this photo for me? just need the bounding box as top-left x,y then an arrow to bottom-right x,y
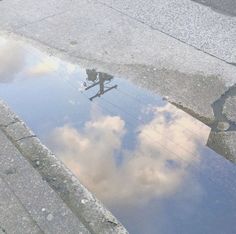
50,103 -> 209,205
27,58 -> 59,77
0,39 -> 25,83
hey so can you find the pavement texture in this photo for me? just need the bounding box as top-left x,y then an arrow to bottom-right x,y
0,100 -> 128,234
0,0 -> 236,231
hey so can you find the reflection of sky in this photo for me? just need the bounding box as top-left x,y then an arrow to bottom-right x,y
1,37 -> 236,234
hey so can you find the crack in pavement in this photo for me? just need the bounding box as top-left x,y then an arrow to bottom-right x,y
15,9 -> 71,31
15,135 -> 37,142
0,120 -> 20,128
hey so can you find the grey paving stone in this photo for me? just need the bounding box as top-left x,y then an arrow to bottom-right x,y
0,0 -> 75,30
207,130 -> 236,163
0,129 -> 90,234
98,0 -> 236,63
0,177 -> 42,234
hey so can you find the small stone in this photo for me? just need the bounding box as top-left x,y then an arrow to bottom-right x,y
36,160 -> 40,166
70,40 -> 78,45
22,216 -> 28,221
46,213 -> 54,221
81,199 -> 88,204
217,121 -> 230,131
41,208 -> 46,212
162,96 -> 169,101
71,176 -> 77,182
5,168 -> 16,175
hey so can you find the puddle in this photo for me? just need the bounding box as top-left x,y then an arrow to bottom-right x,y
1,37 -> 236,234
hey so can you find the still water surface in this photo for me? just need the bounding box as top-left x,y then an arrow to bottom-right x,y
0,38 -> 236,234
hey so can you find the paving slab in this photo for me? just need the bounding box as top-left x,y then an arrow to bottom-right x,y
0,0 -> 75,30
0,176 -> 42,234
207,131 -> 236,164
98,0 -> 236,64
0,129 -> 90,234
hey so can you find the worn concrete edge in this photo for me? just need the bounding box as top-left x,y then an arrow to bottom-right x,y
0,99 -> 128,234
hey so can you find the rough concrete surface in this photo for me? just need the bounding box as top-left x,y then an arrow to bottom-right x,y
223,96 -> 236,123
207,131 -> 236,164
0,0 -> 236,231
0,177 -> 42,234
98,0 -> 236,64
0,129 -> 90,234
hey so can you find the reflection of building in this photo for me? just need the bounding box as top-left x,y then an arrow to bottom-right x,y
85,69 -> 117,101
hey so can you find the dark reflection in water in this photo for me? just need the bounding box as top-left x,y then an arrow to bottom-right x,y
1,38 -> 236,234
192,0 -> 236,16
85,69 -> 117,101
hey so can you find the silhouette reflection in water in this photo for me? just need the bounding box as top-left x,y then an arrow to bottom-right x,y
84,69 -> 117,101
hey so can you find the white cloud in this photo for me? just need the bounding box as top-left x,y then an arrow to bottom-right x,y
49,103 -> 210,205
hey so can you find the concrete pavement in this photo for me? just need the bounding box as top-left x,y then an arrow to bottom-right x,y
0,0 -> 236,232
0,129 -> 89,234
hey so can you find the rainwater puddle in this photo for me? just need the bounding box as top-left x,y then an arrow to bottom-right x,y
0,37 -> 236,234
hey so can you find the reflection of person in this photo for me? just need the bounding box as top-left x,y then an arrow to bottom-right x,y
98,72 -> 113,82
86,69 -> 98,82
85,69 -> 116,101
86,69 -> 113,84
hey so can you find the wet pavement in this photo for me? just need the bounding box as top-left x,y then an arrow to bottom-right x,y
1,38 -> 236,234
192,0 -> 236,16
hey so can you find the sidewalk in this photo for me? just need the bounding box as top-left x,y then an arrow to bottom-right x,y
0,99 -> 128,234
